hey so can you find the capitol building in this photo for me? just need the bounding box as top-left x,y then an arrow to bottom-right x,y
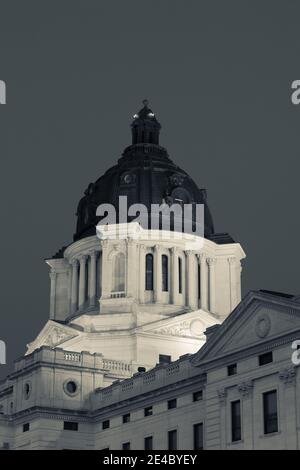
0,101 -> 300,450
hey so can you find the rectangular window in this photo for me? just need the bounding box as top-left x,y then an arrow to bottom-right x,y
178,257 -> 182,294
159,354 -> 171,365
168,398 -> 177,410
63,421 -> 78,432
168,430 -> 177,450
144,436 -> 153,450
193,390 -> 203,402
23,423 -> 30,433
145,253 -> 154,290
227,363 -> 237,376
231,400 -> 241,442
122,413 -> 130,424
259,352 -> 273,366
162,255 -> 169,292
144,406 -> 153,417
193,423 -> 204,450
263,390 -> 278,434
122,442 -> 130,450
102,420 -> 110,430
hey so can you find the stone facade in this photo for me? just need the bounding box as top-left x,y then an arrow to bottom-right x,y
0,291 -> 299,450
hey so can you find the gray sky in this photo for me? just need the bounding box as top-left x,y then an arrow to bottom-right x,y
0,0 -> 299,379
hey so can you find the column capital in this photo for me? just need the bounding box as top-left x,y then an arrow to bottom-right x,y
228,256 -> 236,265
70,258 -> 79,267
139,243 -> 147,251
79,254 -> 88,264
217,388 -> 227,405
186,249 -> 195,257
49,271 -> 57,281
88,250 -> 98,259
207,257 -> 217,266
237,380 -> 254,398
197,252 -> 206,262
279,366 -> 296,385
154,244 -> 163,253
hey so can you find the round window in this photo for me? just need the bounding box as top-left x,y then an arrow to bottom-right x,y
66,381 -> 77,394
63,379 -> 79,397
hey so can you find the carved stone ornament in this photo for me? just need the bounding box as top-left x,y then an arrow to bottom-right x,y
44,327 -> 75,348
152,320 -> 200,338
255,313 -> 271,338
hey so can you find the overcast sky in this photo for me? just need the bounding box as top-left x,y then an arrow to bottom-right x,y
0,0 -> 300,379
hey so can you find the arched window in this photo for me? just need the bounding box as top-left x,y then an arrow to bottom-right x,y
112,252 -> 125,292
162,255 -> 169,292
145,253 -> 154,290
178,257 -> 182,294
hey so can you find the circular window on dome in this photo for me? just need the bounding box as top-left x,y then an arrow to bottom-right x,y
121,172 -> 136,185
23,382 -> 31,400
171,187 -> 191,205
63,379 -> 80,397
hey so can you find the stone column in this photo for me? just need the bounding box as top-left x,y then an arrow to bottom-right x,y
49,270 -> 57,319
100,240 -> 110,299
186,251 -> 197,309
89,251 -> 97,307
127,238 -> 137,298
71,259 -> 79,315
207,258 -> 216,313
171,247 -> 179,305
228,257 -> 237,311
279,366 -> 297,449
139,244 -> 146,303
217,388 -> 227,450
198,254 -> 208,311
238,381 -> 254,449
78,255 -> 88,310
154,245 -> 162,303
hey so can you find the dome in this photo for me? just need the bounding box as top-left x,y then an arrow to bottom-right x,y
73,100 -> 216,242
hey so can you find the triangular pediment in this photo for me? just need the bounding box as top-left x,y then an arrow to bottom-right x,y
138,310 -> 220,339
192,291 -> 300,365
26,320 -> 80,355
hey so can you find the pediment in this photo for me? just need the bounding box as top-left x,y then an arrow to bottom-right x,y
138,310 -> 220,339
26,320 -> 80,355
192,291 -> 300,365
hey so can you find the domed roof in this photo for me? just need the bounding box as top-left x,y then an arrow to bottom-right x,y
73,101 -> 218,242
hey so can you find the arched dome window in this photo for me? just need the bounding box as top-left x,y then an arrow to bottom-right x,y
162,255 -> 169,292
112,252 -> 125,293
145,253 -> 154,291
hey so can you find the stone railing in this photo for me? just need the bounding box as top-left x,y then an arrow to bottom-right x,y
92,354 -> 200,411
102,359 -> 132,375
110,291 -> 126,299
13,347 -> 132,378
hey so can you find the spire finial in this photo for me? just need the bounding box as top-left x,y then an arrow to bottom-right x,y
142,99 -> 149,108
